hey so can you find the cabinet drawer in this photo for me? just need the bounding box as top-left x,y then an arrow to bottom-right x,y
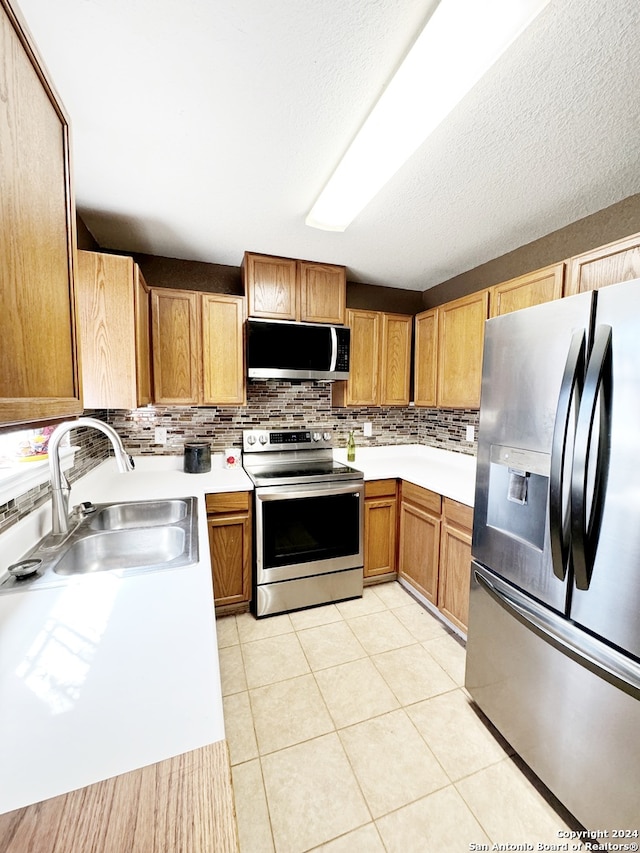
400,481 -> 441,515
206,491 -> 251,515
365,479 -> 397,499
443,497 -> 473,531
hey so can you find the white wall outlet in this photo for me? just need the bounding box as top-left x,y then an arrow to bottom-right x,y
154,427 -> 167,444
363,422 -> 373,437
465,425 -> 475,442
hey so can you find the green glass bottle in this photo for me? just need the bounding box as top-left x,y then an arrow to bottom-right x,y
347,429 -> 356,462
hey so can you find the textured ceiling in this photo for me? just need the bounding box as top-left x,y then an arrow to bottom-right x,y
16,0 -> 640,291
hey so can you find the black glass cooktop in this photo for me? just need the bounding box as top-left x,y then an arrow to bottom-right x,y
246,460 -> 362,487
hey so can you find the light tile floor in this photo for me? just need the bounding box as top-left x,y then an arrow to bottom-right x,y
217,583 -> 583,853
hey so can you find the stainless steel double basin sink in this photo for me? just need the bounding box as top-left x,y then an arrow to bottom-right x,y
0,497 -> 199,594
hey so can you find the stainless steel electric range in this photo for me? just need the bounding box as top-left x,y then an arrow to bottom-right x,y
242,428 -> 364,618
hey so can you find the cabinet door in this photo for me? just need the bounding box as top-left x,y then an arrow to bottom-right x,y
364,484 -> 397,578
565,232 -> 640,295
244,252 -> 298,320
342,309 -> 380,406
438,520 -> 472,632
134,267 -> 152,406
76,251 -> 144,410
151,289 -> 201,404
489,263 -> 564,318
208,513 -> 252,606
398,500 -> 441,604
437,290 -> 489,409
380,314 -> 412,406
201,294 -> 246,405
414,309 -> 438,407
206,492 -> 252,607
438,498 -> 473,632
299,262 -> 346,324
0,1 -> 81,425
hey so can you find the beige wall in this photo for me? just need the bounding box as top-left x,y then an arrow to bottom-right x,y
78,191 -> 640,315
422,193 -> 640,309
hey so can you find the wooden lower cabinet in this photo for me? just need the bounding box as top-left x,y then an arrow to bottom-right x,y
364,480 -> 397,579
438,498 -> 474,632
397,482 -> 473,632
398,482 -> 442,604
206,492 -> 252,609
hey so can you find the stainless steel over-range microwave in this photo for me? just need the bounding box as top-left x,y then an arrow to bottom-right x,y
246,318 -> 350,381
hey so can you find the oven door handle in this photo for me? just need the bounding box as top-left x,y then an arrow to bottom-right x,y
256,483 -> 362,501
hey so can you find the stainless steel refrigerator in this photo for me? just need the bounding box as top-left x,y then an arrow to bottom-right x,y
465,277 -> 640,832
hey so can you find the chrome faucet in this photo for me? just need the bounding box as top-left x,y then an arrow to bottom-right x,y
48,417 -> 135,535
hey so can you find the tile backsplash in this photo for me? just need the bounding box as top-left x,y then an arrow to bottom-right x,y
0,385 -> 478,536
107,381 -> 479,456
0,418 -> 111,536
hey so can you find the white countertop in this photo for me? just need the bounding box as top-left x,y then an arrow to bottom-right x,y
0,453 -> 251,815
0,444 -> 473,814
334,444 -> 477,506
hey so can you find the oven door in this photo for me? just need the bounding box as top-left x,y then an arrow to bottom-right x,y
255,481 -> 364,584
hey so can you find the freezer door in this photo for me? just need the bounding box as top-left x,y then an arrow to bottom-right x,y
465,562 -> 640,832
472,291 -> 593,612
570,278 -> 640,659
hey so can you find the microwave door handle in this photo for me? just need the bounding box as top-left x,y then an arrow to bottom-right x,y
549,329 -> 586,581
329,326 -> 338,372
570,324 -> 613,591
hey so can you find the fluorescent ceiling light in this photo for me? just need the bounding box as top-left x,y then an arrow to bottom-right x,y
306,0 -> 550,232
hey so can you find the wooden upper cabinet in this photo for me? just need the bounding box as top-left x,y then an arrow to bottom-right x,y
243,251 -> 346,324
134,266 -> 152,406
437,290 -> 489,409
151,289 -> 246,406
489,263 -> 564,318
380,314 -> 412,406
414,309 -> 438,407
0,0 -> 81,425
299,262 -> 346,324
333,309 -> 380,406
565,232 -> 640,295
244,253 -> 298,320
151,289 -> 201,404
76,251 -> 152,410
201,294 -> 246,405
333,309 -> 412,407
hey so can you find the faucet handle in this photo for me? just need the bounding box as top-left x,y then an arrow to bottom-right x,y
71,501 -> 96,519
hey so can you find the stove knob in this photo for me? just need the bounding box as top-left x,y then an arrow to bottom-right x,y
258,433 -> 268,445
312,432 -> 321,442
322,432 -> 331,441
246,434 -> 256,445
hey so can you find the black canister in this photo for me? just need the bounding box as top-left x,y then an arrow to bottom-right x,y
183,442 -> 211,474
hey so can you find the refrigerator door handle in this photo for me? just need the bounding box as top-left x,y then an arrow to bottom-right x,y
549,329 -> 586,581
570,324 -> 613,591
473,567 -> 640,699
